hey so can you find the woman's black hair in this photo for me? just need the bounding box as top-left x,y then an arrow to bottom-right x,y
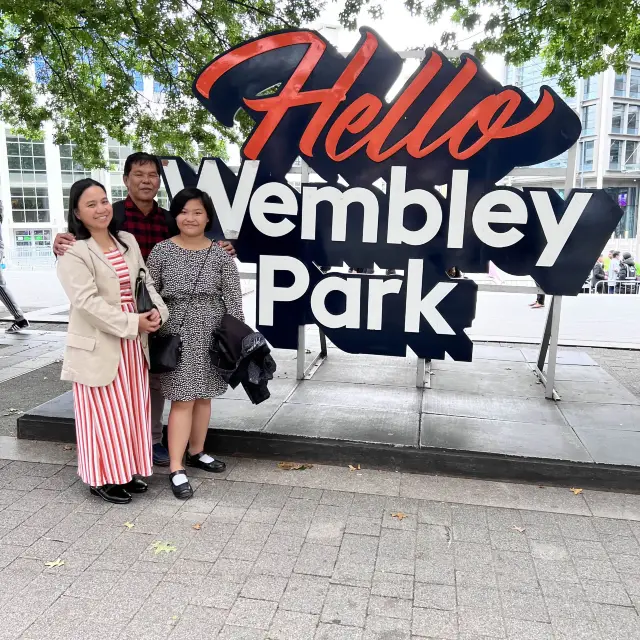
169,187 -> 214,232
67,178 -> 128,251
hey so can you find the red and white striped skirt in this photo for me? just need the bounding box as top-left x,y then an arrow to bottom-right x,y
73,302 -> 152,487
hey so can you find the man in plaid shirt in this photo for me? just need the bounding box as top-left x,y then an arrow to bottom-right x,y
54,152 -> 235,466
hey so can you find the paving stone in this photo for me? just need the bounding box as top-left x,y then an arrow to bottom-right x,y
455,565 -> 498,588
370,572 -> 413,600
375,554 -> 414,577
602,536 -> 640,556
190,575 -> 242,609
2,526 -> 43,547
565,539 -> 609,560
414,557 -> 455,585
307,520 -> 345,546
452,523 -> 490,544
500,590 -> 549,622
268,609 -> 319,639
533,557 -> 580,583
504,618 -> 554,640
367,595 -> 412,620
321,584 -> 370,627
281,574 -> 330,614
321,491 -> 355,508
263,533 -> 305,556
252,552 -> 298,577
295,542 -> 339,577
411,607 -> 457,639
454,541 -> 493,570
64,570 -> 122,600
414,583 -> 456,610
378,529 -> 415,559
211,558 -> 254,583
574,557 -> 620,582
332,556 -> 376,587
556,515 -> 600,541
362,615 -> 409,640
590,603 -> 640,639
167,604 -> 227,639
417,501 -> 452,526
610,553 -> 640,576
226,597 -> 278,630
316,623 -> 364,639
345,516 -> 381,537
552,617 -> 601,640
456,585 -> 501,610
240,574 -> 288,601
457,606 -> 506,637
529,539 -> 569,560
217,626 -> 267,639
582,579 -> 632,606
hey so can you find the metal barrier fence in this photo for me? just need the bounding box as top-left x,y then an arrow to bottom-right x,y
2,247 -> 56,271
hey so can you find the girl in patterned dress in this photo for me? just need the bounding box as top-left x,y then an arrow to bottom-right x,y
147,188 -> 244,499
57,179 -> 168,504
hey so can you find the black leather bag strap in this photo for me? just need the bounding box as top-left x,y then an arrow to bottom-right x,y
177,242 -> 214,331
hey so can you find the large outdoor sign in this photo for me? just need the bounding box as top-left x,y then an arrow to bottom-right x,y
160,28 -> 623,360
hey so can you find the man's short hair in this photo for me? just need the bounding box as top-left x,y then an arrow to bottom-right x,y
612,250 -> 621,258
123,152 -> 162,177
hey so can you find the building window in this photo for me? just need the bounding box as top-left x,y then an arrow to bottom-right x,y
62,186 -> 71,221
13,229 -> 52,249
625,140 -> 639,170
606,187 -> 638,239
59,142 -> 91,185
612,103 -> 625,133
630,68 -> 640,99
609,140 -> 623,170
10,186 -> 50,223
107,138 -> 133,172
614,73 -> 627,96
583,76 -> 598,100
628,105 -> 640,135
110,185 -> 128,202
581,105 -> 596,135
580,140 -> 594,172
156,188 -> 169,209
6,135 -> 47,176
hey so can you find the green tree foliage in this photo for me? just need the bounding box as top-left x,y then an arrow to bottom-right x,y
1,0 -> 637,168
0,0 -> 322,167
349,0 -> 640,96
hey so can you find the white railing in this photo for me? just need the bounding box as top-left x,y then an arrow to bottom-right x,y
3,247 -> 56,270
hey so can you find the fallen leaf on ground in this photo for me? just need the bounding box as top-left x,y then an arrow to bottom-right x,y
151,541 -> 177,555
570,488 -> 583,495
512,525 -> 526,533
348,464 -> 361,471
123,522 -> 135,529
44,558 -> 65,568
63,445 -> 73,451
391,512 -> 408,520
192,523 -> 202,530
277,462 -> 313,471
3,408 -> 23,416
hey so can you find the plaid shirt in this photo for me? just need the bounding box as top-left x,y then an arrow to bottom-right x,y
120,196 -> 171,260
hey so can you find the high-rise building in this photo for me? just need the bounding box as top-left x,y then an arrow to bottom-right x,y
505,56 -> 640,249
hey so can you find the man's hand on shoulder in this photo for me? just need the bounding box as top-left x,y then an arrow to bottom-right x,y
218,240 -> 236,257
53,233 -> 76,257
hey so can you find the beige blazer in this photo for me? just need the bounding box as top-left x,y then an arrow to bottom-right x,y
57,232 -> 169,387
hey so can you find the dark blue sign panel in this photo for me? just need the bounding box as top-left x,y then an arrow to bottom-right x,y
160,27 -> 623,359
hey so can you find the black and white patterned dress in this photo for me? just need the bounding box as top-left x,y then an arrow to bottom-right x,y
146,240 -> 244,402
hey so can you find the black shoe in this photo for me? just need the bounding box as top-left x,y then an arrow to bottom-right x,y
90,484 -> 132,504
169,470 -> 193,500
185,451 -> 226,473
6,318 -> 29,334
123,477 -> 148,493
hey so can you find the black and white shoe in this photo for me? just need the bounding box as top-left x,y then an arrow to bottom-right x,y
185,451 -> 226,473
169,469 -> 193,500
6,319 -> 29,334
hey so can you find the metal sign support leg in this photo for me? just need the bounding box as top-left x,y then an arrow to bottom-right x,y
535,295 -> 562,400
296,325 -> 329,380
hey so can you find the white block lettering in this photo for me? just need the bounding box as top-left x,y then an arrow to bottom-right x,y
258,255 -> 309,326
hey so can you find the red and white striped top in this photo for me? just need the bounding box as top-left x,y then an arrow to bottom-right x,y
105,249 -> 133,303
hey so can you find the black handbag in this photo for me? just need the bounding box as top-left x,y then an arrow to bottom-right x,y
135,269 -> 155,314
149,244 -> 213,374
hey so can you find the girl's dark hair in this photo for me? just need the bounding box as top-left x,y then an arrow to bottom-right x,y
67,178 -> 128,251
169,187 -> 214,232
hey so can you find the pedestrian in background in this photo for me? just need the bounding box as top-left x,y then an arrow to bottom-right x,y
608,250 -> 621,294
591,255 -> 607,292
57,179 -> 168,504
0,202 -> 30,333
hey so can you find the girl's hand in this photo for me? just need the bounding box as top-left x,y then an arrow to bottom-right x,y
139,312 -> 161,334
148,308 -> 161,324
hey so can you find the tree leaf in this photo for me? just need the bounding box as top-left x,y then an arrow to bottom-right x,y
348,464 -> 361,471
44,558 -> 65,568
151,541 -> 177,555
570,488 -> 584,495
192,523 -> 202,530
512,525 -> 526,533
123,522 -> 135,529
391,512 -> 408,520
277,462 -> 313,471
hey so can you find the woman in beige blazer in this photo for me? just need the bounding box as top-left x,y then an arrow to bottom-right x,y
57,179 -> 168,504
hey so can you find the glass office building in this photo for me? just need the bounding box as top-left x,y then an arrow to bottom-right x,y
505,57 -> 640,245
